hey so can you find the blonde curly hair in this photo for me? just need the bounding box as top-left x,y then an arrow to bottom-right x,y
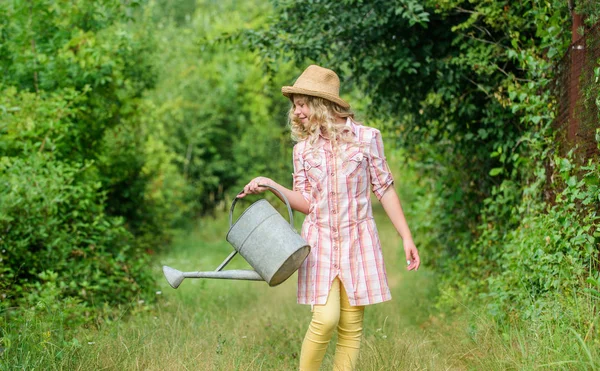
288,94 -> 358,148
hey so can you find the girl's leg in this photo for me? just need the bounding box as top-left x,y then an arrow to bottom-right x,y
332,281 -> 364,371
299,278 -> 341,371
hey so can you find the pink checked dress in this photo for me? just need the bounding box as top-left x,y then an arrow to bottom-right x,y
292,119 -> 394,306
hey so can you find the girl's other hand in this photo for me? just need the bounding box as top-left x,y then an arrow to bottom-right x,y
237,177 -> 273,198
403,239 -> 420,271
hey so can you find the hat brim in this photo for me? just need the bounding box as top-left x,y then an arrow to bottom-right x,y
282,86 -> 350,109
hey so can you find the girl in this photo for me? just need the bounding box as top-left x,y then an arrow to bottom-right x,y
238,65 -> 420,371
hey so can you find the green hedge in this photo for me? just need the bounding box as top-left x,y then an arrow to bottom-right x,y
0,0 -> 296,315
0,155 -> 153,317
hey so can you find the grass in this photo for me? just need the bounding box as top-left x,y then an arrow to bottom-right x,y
2,189 -> 599,370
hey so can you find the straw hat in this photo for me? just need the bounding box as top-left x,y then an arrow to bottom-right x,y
281,65 -> 350,109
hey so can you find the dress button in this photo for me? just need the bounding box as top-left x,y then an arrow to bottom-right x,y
332,227 -> 337,232
332,209 -> 337,214
334,264 -> 338,269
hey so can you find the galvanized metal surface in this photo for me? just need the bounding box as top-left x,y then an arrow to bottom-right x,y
162,184 -> 310,289
163,266 -> 262,289
226,185 -> 310,287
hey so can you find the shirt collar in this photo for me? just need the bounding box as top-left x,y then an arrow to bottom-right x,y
316,117 -> 357,142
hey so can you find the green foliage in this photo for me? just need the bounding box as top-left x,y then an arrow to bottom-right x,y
243,0 -> 571,255
0,154 -> 154,313
0,0 -> 297,322
2,0 -> 598,360
0,0 -> 154,161
0,85 -> 84,157
247,0 -> 600,327
0,0 -> 185,314
577,0 -> 600,28
481,154 -> 599,321
146,0 -> 297,214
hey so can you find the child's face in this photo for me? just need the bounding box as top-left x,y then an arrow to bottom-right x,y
293,96 -> 311,126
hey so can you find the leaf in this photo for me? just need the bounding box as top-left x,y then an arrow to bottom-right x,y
489,168 -> 503,176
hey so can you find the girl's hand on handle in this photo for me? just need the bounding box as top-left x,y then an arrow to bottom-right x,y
403,239 -> 420,271
237,177 -> 273,198
236,177 -> 309,214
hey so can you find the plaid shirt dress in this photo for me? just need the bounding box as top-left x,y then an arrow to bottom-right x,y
292,119 -> 394,306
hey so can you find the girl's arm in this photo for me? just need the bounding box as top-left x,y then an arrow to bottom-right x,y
379,186 -> 421,271
237,177 -> 310,215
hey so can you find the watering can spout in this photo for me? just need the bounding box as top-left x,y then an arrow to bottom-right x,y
163,266 -> 185,289
162,266 -> 263,289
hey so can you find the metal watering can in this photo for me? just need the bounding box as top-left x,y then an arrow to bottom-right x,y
162,185 -> 310,289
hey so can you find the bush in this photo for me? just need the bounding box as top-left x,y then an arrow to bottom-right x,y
484,155 -> 600,321
0,154 -> 154,312
0,0 -> 187,312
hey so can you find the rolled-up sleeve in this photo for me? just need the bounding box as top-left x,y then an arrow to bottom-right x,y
292,143 -> 311,203
368,130 -> 394,200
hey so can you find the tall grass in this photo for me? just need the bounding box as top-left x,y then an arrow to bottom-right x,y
2,181 -> 598,370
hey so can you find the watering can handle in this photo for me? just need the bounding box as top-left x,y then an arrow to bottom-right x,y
229,184 -> 294,229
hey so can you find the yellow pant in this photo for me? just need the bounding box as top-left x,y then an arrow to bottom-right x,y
299,277 -> 365,371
